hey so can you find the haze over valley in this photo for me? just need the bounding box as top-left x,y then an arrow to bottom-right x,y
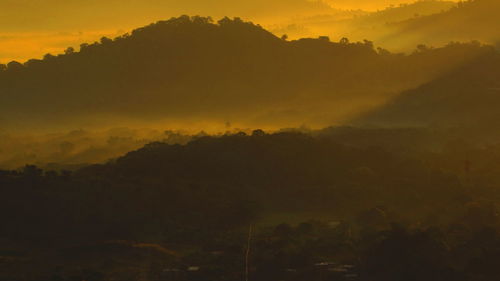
3,1 -> 500,281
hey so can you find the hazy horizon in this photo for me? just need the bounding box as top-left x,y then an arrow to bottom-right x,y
1,0 -> 499,169
0,0 -> 461,63
4,2 -> 500,281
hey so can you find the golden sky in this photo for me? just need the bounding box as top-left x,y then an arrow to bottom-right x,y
0,0 -> 430,63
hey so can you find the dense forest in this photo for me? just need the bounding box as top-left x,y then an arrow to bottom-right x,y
4,130 -> 500,280
271,0 -> 500,51
355,46 -> 500,130
0,15 -> 493,131
3,1 -> 500,280
384,0 -> 500,50
273,0 -> 457,42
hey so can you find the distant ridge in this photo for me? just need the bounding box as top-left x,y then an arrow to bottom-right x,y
382,0 -> 500,49
0,15 -> 493,131
354,46 -> 500,130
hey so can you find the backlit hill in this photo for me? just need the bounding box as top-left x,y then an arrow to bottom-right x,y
0,16 -> 491,132
354,46 -> 500,134
383,0 -> 500,49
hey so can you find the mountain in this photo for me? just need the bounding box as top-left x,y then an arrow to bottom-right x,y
326,0 -> 450,10
0,130 -> 472,244
0,16 -> 492,133
3,128 -> 494,280
271,1 -> 456,45
282,0 -> 500,52
382,0 -> 500,50
349,0 -> 455,25
354,44 -> 500,132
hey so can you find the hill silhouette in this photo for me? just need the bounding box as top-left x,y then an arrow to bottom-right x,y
354,44 -> 500,132
6,129 -> 500,280
0,16 -> 493,132
275,0 -> 456,43
5,4 -> 500,281
325,0 -> 449,10
382,0 -> 500,50
0,130 -> 478,245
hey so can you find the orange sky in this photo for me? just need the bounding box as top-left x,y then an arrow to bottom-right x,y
0,0 -> 452,63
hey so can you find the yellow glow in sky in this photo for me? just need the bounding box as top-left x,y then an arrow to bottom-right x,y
0,0 -> 455,63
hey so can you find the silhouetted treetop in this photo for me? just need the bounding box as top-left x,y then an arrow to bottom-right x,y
355,47 -> 500,129
0,16 -> 495,131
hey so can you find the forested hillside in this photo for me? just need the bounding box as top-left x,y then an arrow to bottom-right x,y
355,46 -> 500,130
3,130 -> 500,280
4,2 -> 500,280
0,16 -> 491,132
274,0 -> 456,42
383,0 -> 500,49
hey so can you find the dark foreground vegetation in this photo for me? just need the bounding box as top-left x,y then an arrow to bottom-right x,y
3,129 -> 500,280
2,2 -> 500,280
